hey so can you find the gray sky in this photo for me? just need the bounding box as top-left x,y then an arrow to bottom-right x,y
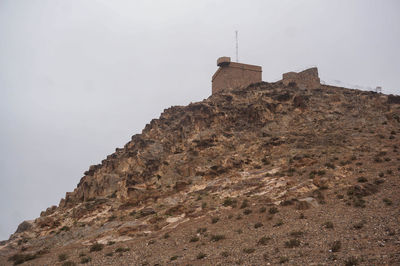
0,0 -> 399,240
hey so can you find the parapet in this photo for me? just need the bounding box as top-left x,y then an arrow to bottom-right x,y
282,67 -> 320,89
212,57 -> 262,94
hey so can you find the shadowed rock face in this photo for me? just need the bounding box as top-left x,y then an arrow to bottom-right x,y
388,94 -> 400,104
14,222 -> 32,234
2,81 -> 400,265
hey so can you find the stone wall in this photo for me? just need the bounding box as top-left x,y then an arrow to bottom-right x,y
212,57 -> 262,94
282,67 -> 320,89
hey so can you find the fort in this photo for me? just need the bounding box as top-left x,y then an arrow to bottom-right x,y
211,57 -> 262,94
211,57 -> 320,94
282,67 -> 320,89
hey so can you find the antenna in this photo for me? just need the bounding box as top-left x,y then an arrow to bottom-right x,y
235,30 -> 238,62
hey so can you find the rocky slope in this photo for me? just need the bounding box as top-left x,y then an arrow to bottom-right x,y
1,81 -> 400,265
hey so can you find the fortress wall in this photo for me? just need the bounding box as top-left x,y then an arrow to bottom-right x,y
282,67 -> 320,89
212,57 -> 320,94
212,62 -> 262,94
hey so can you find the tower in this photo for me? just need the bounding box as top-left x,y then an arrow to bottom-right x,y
211,57 -> 262,94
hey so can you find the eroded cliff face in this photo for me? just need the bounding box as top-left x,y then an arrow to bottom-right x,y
61,82 -> 397,209
33,82 -> 400,225
2,81 -> 400,265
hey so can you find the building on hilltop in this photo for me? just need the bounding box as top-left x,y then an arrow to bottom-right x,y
282,67 -> 320,89
212,57 -> 262,94
211,56 -> 320,94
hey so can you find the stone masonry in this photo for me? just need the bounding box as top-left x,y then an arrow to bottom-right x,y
282,67 -> 320,89
212,57 -> 262,94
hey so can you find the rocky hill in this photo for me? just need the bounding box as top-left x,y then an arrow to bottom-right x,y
1,81 -> 400,265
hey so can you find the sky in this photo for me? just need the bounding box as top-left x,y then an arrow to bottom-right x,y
0,0 -> 399,240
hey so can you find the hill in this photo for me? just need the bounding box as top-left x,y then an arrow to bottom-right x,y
1,81 -> 400,265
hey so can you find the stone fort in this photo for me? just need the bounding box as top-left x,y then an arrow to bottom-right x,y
212,56 -> 320,94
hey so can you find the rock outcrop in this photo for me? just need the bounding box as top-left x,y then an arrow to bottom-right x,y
1,80 -> 399,265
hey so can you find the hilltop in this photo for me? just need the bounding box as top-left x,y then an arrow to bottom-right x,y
1,81 -> 400,265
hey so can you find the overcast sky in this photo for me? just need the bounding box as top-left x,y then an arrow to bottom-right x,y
0,0 -> 399,240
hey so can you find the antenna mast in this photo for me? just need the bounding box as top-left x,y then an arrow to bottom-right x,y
235,30 -> 238,62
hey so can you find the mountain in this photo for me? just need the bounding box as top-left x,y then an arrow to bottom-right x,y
1,80 -> 400,265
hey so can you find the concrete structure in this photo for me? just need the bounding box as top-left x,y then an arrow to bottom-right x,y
212,57 -> 262,94
282,67 -> 320,89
